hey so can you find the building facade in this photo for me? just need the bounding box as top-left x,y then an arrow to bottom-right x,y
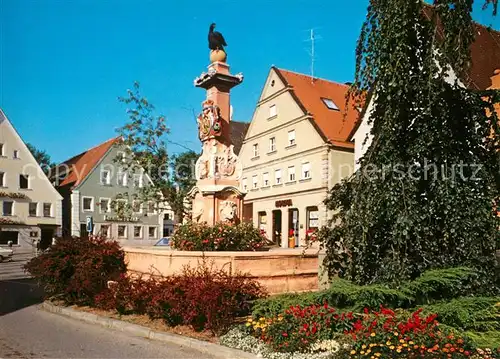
54,138 -> 171,244
0,109 -> 63,249
239,68 -> 359,247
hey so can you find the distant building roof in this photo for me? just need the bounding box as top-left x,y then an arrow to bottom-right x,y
273,67 -> 360,149
422,6 -> 500,90
231,121 -> 250,155
55,137 -> 120,188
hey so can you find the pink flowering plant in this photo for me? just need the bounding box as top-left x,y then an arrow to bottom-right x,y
170,221 -> 269,251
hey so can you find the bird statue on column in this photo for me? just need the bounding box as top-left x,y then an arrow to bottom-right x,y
208,23 -> 227,62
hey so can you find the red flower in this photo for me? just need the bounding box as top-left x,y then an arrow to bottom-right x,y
282,332 -> 288,337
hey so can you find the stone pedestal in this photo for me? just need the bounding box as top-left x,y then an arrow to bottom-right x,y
188,54 -> 246,225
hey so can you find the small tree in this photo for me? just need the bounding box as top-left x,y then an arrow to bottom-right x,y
116,82 -> 198,221
26,142 -> 55,175
321,0 -> 500,286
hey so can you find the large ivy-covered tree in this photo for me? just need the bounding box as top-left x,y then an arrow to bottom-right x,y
116,82 -> 198,221
321,0 -> 500,286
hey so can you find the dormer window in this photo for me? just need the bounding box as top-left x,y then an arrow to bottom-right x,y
321,98 -> 339,111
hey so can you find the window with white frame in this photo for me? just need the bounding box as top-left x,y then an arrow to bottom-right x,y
100,169 -> 111,185
13,150 -> 19,159
117,225 -> 127,238
275,169 -> 282,185
116,151 -> 126,163
0,143 -> 4,156
132,200 -> 142,214
263,172 -> 269,187
288,166 -> 296,182
269,104 -> 277,118
148,226 -> 157,238
133,226 -> 143,238
43,203 -> 52,217
242,177 -> 248,191
133,174 -> 143,188
99,198 -> 110,213
288,130 -> 296,146
3,201 -> 13,216
252,175 -> 258,189
302,162 -> 311,179
19,174 -> 29,189
269,137 -> 276,153
82,197 -> 94,212
100,225 -> 110,237
117,170 -> 127,186
29,202 -> 38,217
252,143 -> 259,158
0,172 -> 5,187
115,199 -> 127,213
148,201 -> 156,214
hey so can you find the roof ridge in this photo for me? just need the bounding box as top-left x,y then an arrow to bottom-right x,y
275,67 -> 351,89
58,136 -> 120,165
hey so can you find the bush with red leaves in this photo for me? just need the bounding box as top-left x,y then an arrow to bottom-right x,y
24,236 -> 126,306
95,260 -> 266,334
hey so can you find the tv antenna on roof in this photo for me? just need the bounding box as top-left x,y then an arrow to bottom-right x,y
304,28 -> 322,83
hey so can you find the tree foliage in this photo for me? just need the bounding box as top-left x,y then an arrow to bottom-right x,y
321,0 -> 500,285
116,82 -> 198,221
26,142 -> 54,175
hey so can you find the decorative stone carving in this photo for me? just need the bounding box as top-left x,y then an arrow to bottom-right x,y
197,99 -> 222,142
216,145 -> 237,177
192,199 -> 204,223
219,200 -> 237,222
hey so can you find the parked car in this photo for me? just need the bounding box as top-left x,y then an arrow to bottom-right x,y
154,237 -> 171,247
0,247 -> 14,262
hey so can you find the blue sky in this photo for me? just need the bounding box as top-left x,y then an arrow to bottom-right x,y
1,0 -> 499,163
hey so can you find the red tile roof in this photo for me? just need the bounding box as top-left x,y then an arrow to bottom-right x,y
56,137 -> 120,188
422,6 -> 500,90
274,68 -> 359,149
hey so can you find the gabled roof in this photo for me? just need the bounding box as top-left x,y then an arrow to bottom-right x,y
273,67 -> 359,149
231,121 -> 250,155
0,108 -> 62,200
56,137 -> 120,188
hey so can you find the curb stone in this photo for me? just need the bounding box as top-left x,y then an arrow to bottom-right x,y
41,302 -> 258,359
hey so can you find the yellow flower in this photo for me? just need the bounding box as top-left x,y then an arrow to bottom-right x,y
394,332 -> 399,336
390,346 -> 395,350
245,322 -> 251,327
350,350 -> 356,355
371,332 -> 376,337
386,341 -> 391,346
366,349 -> 371,354
361,351 -> 365,355
399,339 -> 405,343
409,341 -> 414,345
362,345 -> 367,349
246,318 -> 253,323
375,353 -> 381,357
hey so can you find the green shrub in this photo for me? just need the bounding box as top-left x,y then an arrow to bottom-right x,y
465,331 -> 500,351
400,267 -> 480,304
420,297 -> 500,332
252,267 -> 486,318
170,221 -> 269,251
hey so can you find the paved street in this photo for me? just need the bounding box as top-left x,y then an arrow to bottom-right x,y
0,250 -> 214,359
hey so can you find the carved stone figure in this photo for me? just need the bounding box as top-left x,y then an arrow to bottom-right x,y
197,99 -> 222,142
192,200 -> 204,223
219,200 -> 237,222
217,146 -> 237,177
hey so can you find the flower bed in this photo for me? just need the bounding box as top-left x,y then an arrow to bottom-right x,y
170,221 -> 269,251
221,304 -> 500,359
